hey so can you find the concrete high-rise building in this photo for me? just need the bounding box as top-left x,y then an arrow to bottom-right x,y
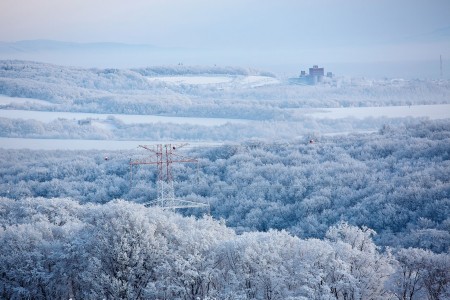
309,65 -> 324,77
290,65 -> 331,85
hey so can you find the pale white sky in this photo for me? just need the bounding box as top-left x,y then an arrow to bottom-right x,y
1,0 -> 450,71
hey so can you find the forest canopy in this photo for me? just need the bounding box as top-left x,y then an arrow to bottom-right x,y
1,120 -> 449,253
1,198 -> 449,299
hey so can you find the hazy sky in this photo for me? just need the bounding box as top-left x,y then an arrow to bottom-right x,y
1,0 -> 450,70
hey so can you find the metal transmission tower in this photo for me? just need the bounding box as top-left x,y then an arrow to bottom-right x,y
130,144 -> 209,211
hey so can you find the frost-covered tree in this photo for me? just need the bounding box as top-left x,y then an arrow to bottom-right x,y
0,197 -> 407,300
325,222 -> 394,300
387,248 -> 450,300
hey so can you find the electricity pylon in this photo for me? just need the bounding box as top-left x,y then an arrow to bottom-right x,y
130,144 -> 209,211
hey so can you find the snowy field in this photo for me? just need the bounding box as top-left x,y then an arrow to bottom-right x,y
1,102 -> 450,150
147,76 -> 233,85
302,104 -> 450,120
0,107 -> 251,126
0,95 -> 54,106
1,95 -> 449,126
0,137 -> 222,150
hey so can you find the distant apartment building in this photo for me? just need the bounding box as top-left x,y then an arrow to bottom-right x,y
309,65 -> 324,77
291,65 -> 332,85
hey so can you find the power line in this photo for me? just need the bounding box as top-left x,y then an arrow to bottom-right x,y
129,144 -> 209,211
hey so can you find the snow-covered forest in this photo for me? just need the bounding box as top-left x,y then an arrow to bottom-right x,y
1,120 -> 449,298
1,198 -> 449,300
2,61 -> 450,116
1,60 -> 450,142
1,120 -> 449,251
1,60 -> 450,299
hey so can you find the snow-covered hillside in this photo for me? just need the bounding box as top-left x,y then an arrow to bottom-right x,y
1,121 -> 449,300
1,60 -> 450,148
1,60 -> 449,299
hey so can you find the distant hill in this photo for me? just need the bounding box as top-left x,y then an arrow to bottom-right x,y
0,40 -> 158,53
0,40 -> 186,68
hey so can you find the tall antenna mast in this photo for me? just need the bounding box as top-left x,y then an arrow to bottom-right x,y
130,144 -> 209,211
440,55 -> 443,79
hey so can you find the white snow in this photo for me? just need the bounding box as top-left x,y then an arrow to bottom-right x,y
298,104 -> 450,120
0,137 -> 222,150
146,75 -> 280,87
0,109 -> 251,126
240,75 -> 280,88
0,95 -> 54,106
147,76 -> 233,85
90,120 -> 117,130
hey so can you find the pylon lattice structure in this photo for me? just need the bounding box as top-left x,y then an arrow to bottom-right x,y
130,144 -> 209,211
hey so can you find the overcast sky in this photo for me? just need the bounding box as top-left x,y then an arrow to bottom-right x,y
1,0 -> 450,72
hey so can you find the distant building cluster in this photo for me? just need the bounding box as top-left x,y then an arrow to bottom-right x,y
291,65 -> 333,85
